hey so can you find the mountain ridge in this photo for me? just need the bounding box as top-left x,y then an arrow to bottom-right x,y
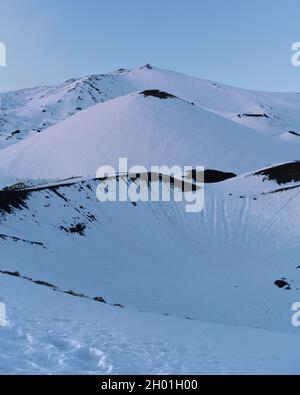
1,64 -> 300,149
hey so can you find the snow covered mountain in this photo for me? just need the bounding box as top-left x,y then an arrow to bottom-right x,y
2,64 -> 300,150
1,87 -> 300,187
2,272 -> 300,374
1,65 -> 300,374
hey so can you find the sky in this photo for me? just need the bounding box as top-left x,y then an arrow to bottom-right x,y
0,0 -> 300,92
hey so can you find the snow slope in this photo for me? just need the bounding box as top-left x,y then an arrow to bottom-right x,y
1,273 -> 300,375
0,71 -> 133,149
2,64 -> 300,149
1,172 -> 300,334
0,89 -> 299,186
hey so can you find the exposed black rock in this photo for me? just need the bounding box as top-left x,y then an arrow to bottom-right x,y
33,280 -> 56,288
189,169 -> 236,183
237,113 -> 269,118
94,296 -> 107,303
274,279 -> 290,289
140,64 -> 153,70
0,233 -> 44,247
0,189 -> 30,214
60,223 -> 86,236
288,131 -> 300,137
65,289 -> 86,298
254,162 -> 300,185
140,90 -> 176,99
0,270 -> 20,277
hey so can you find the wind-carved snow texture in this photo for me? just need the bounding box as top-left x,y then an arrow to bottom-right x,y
1,65 -> 300,374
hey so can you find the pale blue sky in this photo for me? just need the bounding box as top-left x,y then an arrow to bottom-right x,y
0,0 -> 300,92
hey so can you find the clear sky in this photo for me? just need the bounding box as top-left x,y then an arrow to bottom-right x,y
0,0 -> 300,92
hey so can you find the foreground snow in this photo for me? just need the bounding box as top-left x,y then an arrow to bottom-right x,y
1,274 -> 300,375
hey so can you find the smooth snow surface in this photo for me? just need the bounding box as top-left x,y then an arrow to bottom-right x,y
1,275 -> 300,375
